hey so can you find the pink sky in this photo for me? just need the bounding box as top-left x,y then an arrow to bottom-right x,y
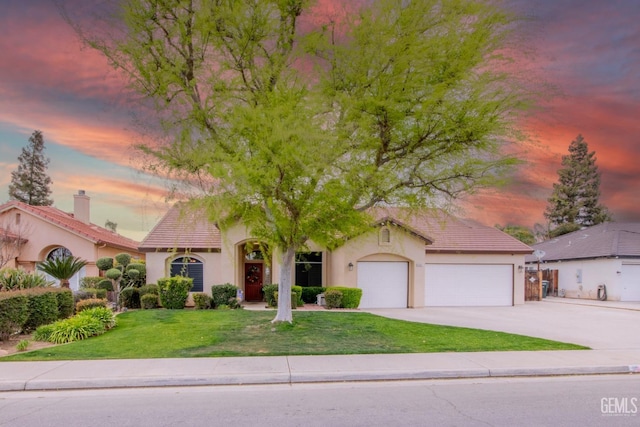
1,0 -> 639,241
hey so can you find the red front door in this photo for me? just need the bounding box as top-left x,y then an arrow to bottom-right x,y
244,263 -> 263,302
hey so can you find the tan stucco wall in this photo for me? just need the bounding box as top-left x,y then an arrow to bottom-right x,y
426,253 -> 526,305
329,225 -> 426,307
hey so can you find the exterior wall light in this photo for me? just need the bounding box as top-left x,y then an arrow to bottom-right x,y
348,262 -> 354,271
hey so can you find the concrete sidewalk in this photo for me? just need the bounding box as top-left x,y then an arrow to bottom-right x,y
1,349 -> 639,392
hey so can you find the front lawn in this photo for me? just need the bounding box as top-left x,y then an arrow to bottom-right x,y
1,310 -> 587,361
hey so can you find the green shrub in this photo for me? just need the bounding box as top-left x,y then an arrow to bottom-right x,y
324,289 -> 343,309
47,316 -> 106,344
193,292 -> 212,309
300,286 -> 326,304
262,284 -> 278,307
115,253 -> 132,267
16,339 -> 30,351
119,287 -> 141,309
157,277 -> 193,309
76,298 -> 108,312
97,279 -> 114,291
77,288 -> 108,300
228,297 -> 243,310
126,262 -> 146,277
77,306 -> 116,329
33,323 -> 56,342
0,268 -> 52,291
105,268 -> 122,281
273,291 -> 298,309
54,289 -> 74,319
211,284 -> 238,308
96,257 -> 114,271
138,284 -> 159,297
0,292 -> 29,341
80,276 -> 103,289
24,289 -> 59,332
140,293 -> 159,309
327,286 -> 362,309
291,285 -> 304,307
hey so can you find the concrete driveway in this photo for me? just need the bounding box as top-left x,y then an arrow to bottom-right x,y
365,298 -> 640,350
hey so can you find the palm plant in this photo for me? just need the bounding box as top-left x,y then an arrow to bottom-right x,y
37,256 -> 88,288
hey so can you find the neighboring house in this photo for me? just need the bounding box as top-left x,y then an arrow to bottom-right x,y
141,205 -> 532,308
526,223 -> 640,302
0,191 -> 143,291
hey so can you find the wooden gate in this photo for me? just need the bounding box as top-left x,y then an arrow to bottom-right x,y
525,269 -> 559,301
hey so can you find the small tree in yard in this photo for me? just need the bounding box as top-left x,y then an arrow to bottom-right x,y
64,0 -> 538,322
9,130 -> 54,206
544,134 -> 611,236
37,256 -> 87,288
0,221 -> 29,269
96,253 -> 145,310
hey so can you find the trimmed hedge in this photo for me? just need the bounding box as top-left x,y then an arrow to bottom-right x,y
300,286 -> 326,304
324,289 -> 343,309
0,291 -> 29,341
119,287 -> 141,309
157,277 -> 193,309
273,291 -> 298,309
211,284 -> 239,308
24,288 -> 59,332
76,298 -> 108,312
140,293 -> 159,309
262,284 -> 278,307
80,276 -> 104,289
76,288 -> 108,301
193,292 -> 212,309
54,288 -> 74,319
139,284 -> 159,297
326,286 -> 363,308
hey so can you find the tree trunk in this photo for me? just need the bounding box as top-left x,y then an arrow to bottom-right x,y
60,279 -> 70,289
272,246 -> 295,323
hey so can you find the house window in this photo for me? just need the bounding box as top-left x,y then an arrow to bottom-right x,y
170,256 -> 204,292
380,227 -> 391,244
295,252 -> 323,287
47,247 -> 72,260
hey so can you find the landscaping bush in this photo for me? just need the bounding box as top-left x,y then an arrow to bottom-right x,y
0,291 -> 29,341
33,323 -> 55,342
291,285 -> 304,307
138,284 -> 159,297
76,298 -> 108,312
97,279 -> 114,291
273,291 -> 298,309
80,276 -> 104,289
300,286 -> 326,304
262,284 -> 278,307
327,286 -> 362,309
77,306 -> 116,330
24,288 -> 59,332
54,288 -> 75,319
47,316 -> 106,344
0,268 -> 52,291
211,284 -> 238,308
76,288 -> 108,300
140,293 -> 159,309
193,292 -> 212,309
96,257 -> 114,271
157,277 -> 193,309
119,287 -> 141,309
324,289 -> 343,309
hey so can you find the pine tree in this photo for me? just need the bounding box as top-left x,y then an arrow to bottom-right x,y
544,134 -> 610,233
8,130 -> 54,206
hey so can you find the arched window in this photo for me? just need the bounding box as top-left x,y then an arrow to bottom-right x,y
47,247 -> 72,260
170,256 -> 204,292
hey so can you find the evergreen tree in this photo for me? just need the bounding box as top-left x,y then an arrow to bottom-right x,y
8,130 -> 54,206
544,134 -> 610,233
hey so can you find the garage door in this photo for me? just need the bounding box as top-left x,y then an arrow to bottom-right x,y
425,264 -> 513,306
357,262 -> 408,308
621,264 -> 640,301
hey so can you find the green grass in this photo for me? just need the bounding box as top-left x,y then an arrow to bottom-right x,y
1,310 -> 587,361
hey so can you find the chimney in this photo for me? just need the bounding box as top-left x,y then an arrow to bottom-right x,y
73,190 -> 90,224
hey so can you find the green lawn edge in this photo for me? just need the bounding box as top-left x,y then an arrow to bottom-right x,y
1,310 -> 588,361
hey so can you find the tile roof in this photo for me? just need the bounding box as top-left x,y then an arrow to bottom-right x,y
139,204 -> 222,251
0,200 -> 140,251
371,207 -> 533,254
527,222 -> 640,262
141,205 -> 532,254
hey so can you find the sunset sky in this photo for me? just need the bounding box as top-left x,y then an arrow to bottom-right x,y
1,0 -> 639,241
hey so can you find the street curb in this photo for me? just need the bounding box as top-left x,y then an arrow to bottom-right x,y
3,366 -> 638,392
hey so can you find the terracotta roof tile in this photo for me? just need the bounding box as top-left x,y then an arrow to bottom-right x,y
139,204 -> 221,251
0,200 -> 140,251
528,222 -> 640,262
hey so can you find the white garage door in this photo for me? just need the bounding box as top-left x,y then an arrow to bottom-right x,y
621,264 -> 640,301
357,262 -> 408,308
425,264 -> 513,307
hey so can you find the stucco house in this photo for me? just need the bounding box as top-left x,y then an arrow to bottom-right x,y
526,223 -> 640,301
0,191 -> 143,291
140,205 -> 532,308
